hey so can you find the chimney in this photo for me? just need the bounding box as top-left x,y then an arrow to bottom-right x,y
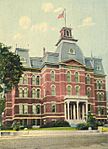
43,47 -> 46,56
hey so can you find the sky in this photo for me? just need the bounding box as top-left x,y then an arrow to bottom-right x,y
0,0 -> 108,88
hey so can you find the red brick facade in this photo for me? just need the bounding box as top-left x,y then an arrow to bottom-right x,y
2,27 -> 107,127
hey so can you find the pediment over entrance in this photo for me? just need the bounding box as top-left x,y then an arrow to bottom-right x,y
61,59 -> 85,68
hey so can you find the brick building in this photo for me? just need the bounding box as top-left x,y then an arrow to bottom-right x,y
2,27 -> 107,127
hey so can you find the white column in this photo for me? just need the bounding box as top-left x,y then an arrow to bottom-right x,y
86,102 -> 88,120
67,101 -> 70,120
77,101 -> 79,120
82,104 -> 85,120
64,102 -> 66,120
73,103 -> 76,119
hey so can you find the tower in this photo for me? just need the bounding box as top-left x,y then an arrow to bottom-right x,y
56,27 -> 78,46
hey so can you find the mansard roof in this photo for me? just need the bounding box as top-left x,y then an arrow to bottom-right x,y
15,27 -> 105,75
56,41 -> 85,65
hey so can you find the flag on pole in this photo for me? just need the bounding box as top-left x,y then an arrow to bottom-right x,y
57,10 -> 64,19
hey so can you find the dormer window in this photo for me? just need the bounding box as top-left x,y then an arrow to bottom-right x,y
96,65 -> 101,71
20,57 -> 26,63
69,48 -> 76,55
66,30 -> 70,37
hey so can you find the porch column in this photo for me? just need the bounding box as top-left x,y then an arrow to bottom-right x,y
86,102 -> 88,120
82,104 -> 85,120
77,101 -> 79,120
64,102 -> 66,120
73,103 -> 76,119
70,104 -> 72,119
67,101 -> 70,120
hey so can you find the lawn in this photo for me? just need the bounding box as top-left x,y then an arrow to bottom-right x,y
27,127 -> 77,131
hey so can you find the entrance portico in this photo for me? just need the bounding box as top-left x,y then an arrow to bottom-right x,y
64,95 -> 88,124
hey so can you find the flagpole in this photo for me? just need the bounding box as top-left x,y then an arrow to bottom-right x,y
64,9 -> 66,27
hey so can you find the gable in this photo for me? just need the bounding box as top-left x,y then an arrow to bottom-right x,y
61,59 -> 85,68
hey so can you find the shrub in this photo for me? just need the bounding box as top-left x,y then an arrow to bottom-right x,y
77,123 -> 88,130
12,121 -> 20,131
41,120 -> 70,128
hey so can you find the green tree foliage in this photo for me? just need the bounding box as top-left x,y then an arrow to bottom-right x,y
0,43 -> 23,92
87,112 -> 97,129
0,43 -> 23,121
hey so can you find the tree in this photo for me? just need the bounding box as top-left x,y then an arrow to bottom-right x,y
0,43 -> 23,92
0,43 -> 23,120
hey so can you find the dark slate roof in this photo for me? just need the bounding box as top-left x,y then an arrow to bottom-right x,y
56,42 -> 85,65
42,52 -> 59,65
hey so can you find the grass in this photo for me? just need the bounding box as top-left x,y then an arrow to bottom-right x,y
98,126 -> 108,132
27,127 -> 77,131
0,127 -> 77,132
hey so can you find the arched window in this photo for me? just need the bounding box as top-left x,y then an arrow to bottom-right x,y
23,75 -> 28,84
86,74 -> 90,84
32,75 -> 36,85
75,86 -> 80,96
36,76 -> 40,85
36,88 -> 41,98
32,88 -> 36,98
86,87 -> 91,97
51,71 -> 55,81
67,85 -> 72,95
99,81 -> 102,89
24,88 -> 28,97
66,71 -> 71,83
66,30 -> 70,36
36,105 -> 41,114
51,103 -> 56,112
51,85 -> 56,96
19,77 -> 23,84
97,92 -> 104,101
96,80 -> 103,89
75,72 -> 79,83
19,88 -> 23,98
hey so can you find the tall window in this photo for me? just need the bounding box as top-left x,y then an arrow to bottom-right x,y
67,85 -> 72,95
51,85 -> 56,96
19,104 -> 28,114
86,87 -> 91,97
19,88 -> 23,98
32,105 -> 41,114
96,80 -> 103,89
51,103 -> 56,112
36,105 -> 41,114
19,77 -> 23,84
24,88 -> 28,97
97,92 -> 104,101
23,75 -> 28,84
51,71 -> 55,81
97,107 -> 105,115
86,74 -> 90,84
36,76 -> 40,85
75,72 -> 79,83
32,88 -> 36,98
32,75 -> 36,85
75,86 -> 80,96
36,88 -> 41,98
66,71 -> 71,83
